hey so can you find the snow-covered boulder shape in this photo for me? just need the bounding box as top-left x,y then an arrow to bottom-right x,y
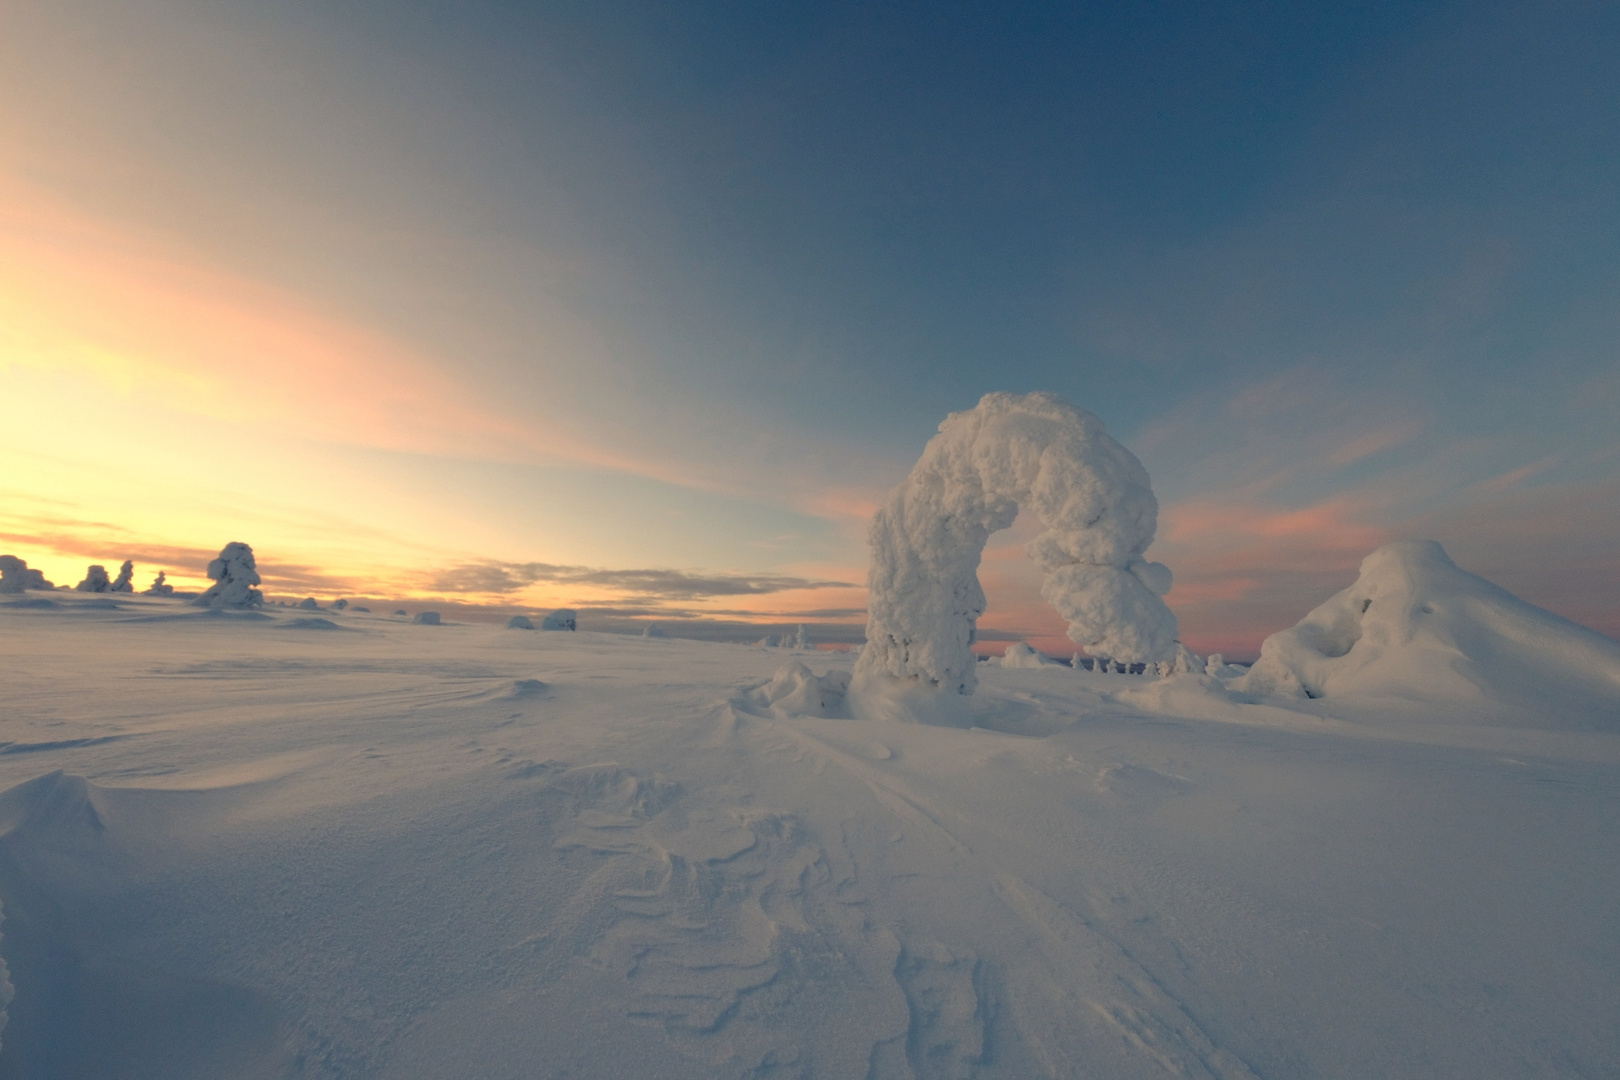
75,565 -> 112,592
413,611 -> 442,625
749,662 -> 852,718
298,597 -> 320,610
541,609 -> 577,631
0,556 -> 53,593
857,391 -> 1177,697
1237,540 -> 1620,711
109,560 -> 135,593
195,542 -> 264,608
1000,642 -> 1057,669
332,599 -> 348,610
506,615 -> 536,630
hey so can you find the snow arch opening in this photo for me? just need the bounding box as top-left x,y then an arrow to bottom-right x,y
856,391 -> 1178,696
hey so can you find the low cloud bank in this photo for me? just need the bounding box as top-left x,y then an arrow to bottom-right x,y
427,562 -> 851,600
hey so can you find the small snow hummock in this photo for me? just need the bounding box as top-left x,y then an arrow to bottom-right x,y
748,662 -> 852,718
332,599 -> 349,610
75,565 -> 112,592
1236,540 -> 1620,712
1000,642 -> 1059,669
413,611 -> 442,625
506,615 -> 537,630
195,542 -> 264,609
856,391 -> 1178,700
144,570 -> 175,596
298,597 -> 320,610
541,609 -> 577,631
0,556 -> 53,593
109,560 -> 135,593
642,624 -> 667,638
753,634 -> 782,648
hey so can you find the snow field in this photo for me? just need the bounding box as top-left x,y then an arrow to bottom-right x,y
0,594 -> 1617,1077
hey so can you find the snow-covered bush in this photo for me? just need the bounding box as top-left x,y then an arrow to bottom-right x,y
857,391 -> 1178,697
298,597 -> 320,610
1001,642 -> 1058,669
0,556 -> 53,593
333,599 -> 348,610
413,611 -> 442,625
749,662 -> 852,718
194,542 -> 264,608
144,571 -> 175,596
109,560 -> 135,593
75,565 -> 112,592
541,609 -> 577,631
506,615 -> 536,630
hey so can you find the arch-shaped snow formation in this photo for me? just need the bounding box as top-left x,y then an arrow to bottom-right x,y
857,391 -> 1178,696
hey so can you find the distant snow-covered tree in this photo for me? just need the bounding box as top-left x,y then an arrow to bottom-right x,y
145,571 -> 175,596
109,560 -> 135,593
0,556 -> 53,593
75,565 -> 112,592
195,542 -> 264,608
541,609 -> 577,631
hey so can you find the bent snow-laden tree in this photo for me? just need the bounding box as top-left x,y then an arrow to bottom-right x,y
195,542 -> 264,608
857,391 -> 1178,696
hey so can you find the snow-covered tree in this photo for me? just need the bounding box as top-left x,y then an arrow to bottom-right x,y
541,609 -> 577,631
145,571 -> 175,596
0,556 -> 53,593
109,560 -> 135,593
75,565 -> 112,592
195,542 -> 264,608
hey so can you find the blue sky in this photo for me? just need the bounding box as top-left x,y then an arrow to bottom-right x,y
1,0 -> 1616,651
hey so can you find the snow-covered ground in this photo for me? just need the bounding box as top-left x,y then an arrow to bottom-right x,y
2,593 -> 1618,1078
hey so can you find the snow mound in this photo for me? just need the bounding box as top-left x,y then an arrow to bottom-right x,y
1001,642 -> 1060,669
74,565 -> 112,593
505,615 -> 536,630
195,543 -> 263,609
541,609 -> 577,631
858,391 -> 1177,698
0,556 -> 52,593
747,663 -> 852,718
1237,540 -> 1620,714
412,612 -> 442,626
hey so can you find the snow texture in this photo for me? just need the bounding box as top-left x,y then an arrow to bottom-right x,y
144,571 -> 174,596
0,557 -> 52,593
194,542 -> 264,609
506,615 -> 537,630
74,565 -> 112,593
858,391 -> 1177,697
109,561 -> 135,593
1,596 -> 1618,1077
541,609 -> 577,631
412,612 -> 442,626
1238,540 -> 1620,714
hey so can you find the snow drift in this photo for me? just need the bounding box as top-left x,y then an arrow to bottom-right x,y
858,391 -> 1177,698
1238,540 -> 1620,715
194,543 -> 263,609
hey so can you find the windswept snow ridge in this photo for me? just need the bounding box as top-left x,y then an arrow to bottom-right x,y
1238,540 -> 1620,716
858,391 -> 1177,697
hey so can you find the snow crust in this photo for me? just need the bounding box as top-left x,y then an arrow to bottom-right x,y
1238,540 -> 1620,714
0,598 -> 1618,1077
857,391 -> 1177,700
194,542 -> 263,609
0,557 -> 52,593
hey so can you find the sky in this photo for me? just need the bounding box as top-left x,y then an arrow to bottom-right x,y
2,0 -> 1617,656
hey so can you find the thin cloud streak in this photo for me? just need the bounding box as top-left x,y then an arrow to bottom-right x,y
426,561 -> 852,600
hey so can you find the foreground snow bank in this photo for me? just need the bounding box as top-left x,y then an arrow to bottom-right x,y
858,391 -> 1177,698
1238,540 -> 1620,715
